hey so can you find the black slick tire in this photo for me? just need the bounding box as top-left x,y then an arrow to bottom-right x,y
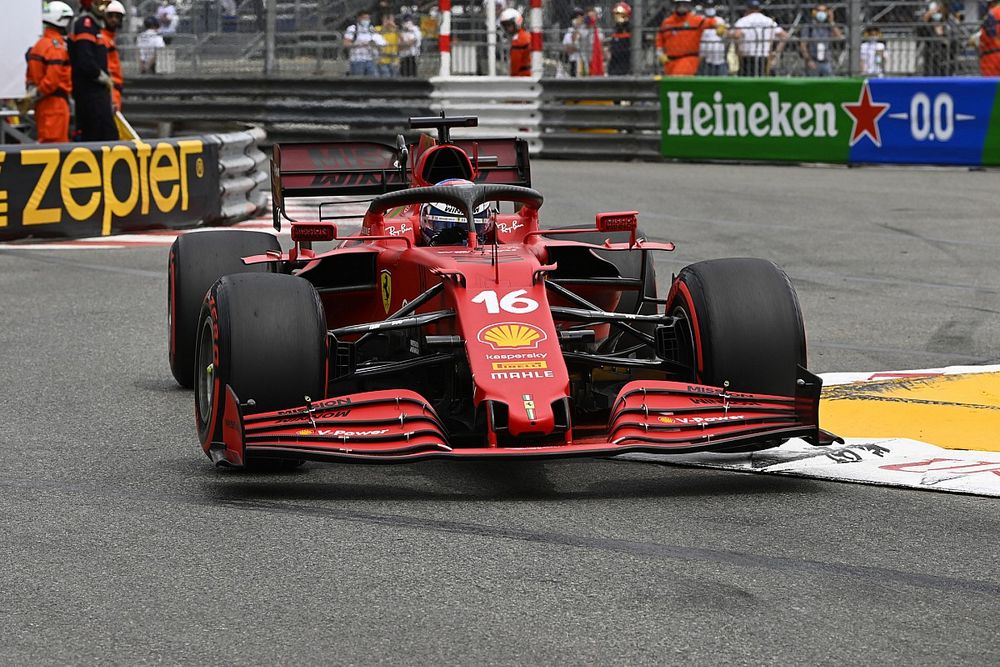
669,258 -> 806,397
168,230 -> 281,388
194,273 -> 327,461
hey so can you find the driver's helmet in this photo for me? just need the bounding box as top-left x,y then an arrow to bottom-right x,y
419,179 -> 495,246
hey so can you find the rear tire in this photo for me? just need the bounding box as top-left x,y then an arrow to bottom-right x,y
168,230 -> 281,388
194,273 -> 327,459
669,258 -> 806,397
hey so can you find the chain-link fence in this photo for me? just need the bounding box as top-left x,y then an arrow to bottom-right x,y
100,0 -> 991,76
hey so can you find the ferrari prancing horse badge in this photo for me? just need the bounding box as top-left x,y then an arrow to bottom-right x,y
380,269 -> 392,313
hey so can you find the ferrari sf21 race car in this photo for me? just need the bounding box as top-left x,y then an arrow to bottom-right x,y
167,115 -> 839,467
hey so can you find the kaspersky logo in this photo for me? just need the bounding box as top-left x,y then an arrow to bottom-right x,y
665,90 -> 839,138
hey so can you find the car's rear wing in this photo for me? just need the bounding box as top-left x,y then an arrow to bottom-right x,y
270,135 -> 532,230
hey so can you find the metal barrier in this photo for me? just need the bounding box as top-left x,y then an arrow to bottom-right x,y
429,76 -> 543,154
123,76 -> 435,143
120,75 -> 657,159
539,77 -> 661,160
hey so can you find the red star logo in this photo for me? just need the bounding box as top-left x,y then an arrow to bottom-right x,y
841,82 -> 890,147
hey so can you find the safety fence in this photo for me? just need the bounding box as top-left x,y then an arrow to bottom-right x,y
0,126 -> 267,242
110,0 -> 990,78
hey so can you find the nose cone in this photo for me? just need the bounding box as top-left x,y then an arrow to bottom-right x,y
448,251 -> 571,440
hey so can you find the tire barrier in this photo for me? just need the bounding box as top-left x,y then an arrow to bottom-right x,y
0,127 -> 267,242
212,127 -> 269,222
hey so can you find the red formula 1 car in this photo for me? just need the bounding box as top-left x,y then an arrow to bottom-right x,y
167,115 -> 838,467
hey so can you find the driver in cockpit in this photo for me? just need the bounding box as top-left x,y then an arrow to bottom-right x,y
419,179 -> 497,246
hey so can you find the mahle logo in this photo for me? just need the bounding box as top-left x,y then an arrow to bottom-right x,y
665,91 -> 839,139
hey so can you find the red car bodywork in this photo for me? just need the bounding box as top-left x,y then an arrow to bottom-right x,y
203,120 -> 837,465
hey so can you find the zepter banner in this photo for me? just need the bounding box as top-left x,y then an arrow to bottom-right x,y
2,2 -> 43,98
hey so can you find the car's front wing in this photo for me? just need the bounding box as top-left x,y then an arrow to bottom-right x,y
209,371 -> 839,466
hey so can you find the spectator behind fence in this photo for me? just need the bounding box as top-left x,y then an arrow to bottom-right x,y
156,0 -> 178,44
138,16 -> 166,73
607,2 -> 632,75
798,4 -> 843,76
696,1 -> 728,75
861,25 -> 886,76
103,1 -> 125,111
656,0 -> 722,76
398,14 -> 422,77
918,2 -> 960,76
344,11 -> 386,76
69,0 -> 117,141
977,0 -> 1000,75
376,14 -> 400,77
562,7 -> 588,76
500,8 -> 532,76
25,1 -> 74,143
731,0 -> 787,76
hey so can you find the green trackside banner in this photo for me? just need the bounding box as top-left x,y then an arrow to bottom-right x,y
660,77 -> 1000,166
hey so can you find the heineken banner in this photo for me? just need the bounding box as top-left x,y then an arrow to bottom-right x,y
660,78 -> 1000,167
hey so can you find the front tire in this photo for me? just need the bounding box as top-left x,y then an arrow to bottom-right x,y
669,258 -> 806,397
194,273 -> 327,459
168,230 -> 281,388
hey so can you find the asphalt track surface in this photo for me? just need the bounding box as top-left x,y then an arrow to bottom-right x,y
2,161 -> 999,665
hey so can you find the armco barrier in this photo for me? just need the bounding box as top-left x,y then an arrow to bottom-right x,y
0,128 -> 267,242
430,76 -> 543,154
539,78 -> 661,160
660,77 -> 1000,167
124,76 -> 435,144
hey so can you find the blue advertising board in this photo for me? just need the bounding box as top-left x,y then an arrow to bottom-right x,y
847,78 -> 1000,166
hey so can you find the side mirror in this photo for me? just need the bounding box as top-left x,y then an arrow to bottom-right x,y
596,211 -> 638,234
290,222 -> 338,243
596,211 -> 639,248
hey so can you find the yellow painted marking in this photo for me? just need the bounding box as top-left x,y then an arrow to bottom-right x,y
821,372 -> 1000,452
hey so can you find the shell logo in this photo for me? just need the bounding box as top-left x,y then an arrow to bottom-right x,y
657,416 -> 675,424
477,322 -> 547,350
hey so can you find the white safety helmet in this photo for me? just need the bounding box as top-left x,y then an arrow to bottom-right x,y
105,1 -> 126,16
499,7 -> 523,29
42,1 -> 74,29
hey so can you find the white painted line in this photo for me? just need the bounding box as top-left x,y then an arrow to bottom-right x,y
621,437 -> 1000,498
